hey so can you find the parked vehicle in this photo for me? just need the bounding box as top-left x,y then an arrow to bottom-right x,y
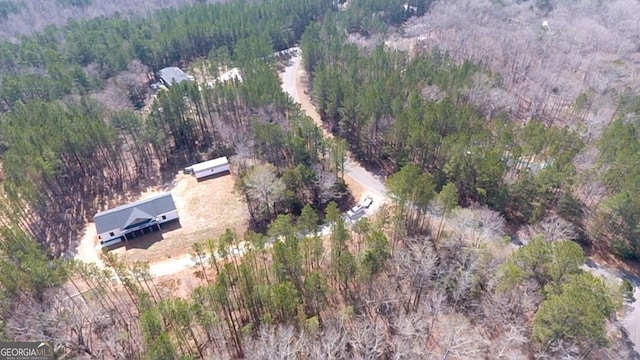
347,204 -> 365,220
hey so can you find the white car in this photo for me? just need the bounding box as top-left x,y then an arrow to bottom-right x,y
347,204 -> 365,220
361,196 -> 373,209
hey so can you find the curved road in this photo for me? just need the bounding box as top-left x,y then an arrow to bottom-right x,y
281,47 -> 640,354
71,48 -> 639,354
74,49 -> 388,279
584,261 -> 640,355
280,48 -> 388,200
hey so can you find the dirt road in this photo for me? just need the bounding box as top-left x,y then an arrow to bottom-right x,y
71,49 -> 640,354
73,173 -> 246,277
280,48 -> 388,202
584,260 -> 640,355
75,225 -> 104,268
73,49 -> 388,281
74,221 -> 199,278
281,47 -> 640,354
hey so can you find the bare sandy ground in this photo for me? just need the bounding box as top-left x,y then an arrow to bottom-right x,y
111,173 -> 247,265
75,225 -> 103,268
74,172 -> 248,271
344,174 -> 365,203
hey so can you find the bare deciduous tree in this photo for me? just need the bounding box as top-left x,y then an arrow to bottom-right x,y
305,318 -> 349,359
394,238 -> 438,312
446,206 -> 507,245
489,325 -> 529,360
392,289 -> 447,359
7,289 -> 97,357
386,0 -> 640,136
433,313 -> 488,360
313,163 -> 340,204
243,164 -> 285,218
244,326 -> 307,360
518,214 -> 577,243
348,317 -> 390,360
437,236 -> 487,309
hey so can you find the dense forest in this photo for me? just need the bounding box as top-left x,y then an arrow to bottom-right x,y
373,0 -> 640,259
304,5 -> 640,260
0,0 -> 234,40
304,15 -> 583,228
0,0 -> 333,256
3,204 -> 633,358
395,0 -> 640,134
0,0 -> 638,358
0,0 -> 328,110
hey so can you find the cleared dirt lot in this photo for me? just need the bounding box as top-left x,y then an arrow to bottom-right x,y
114,172 -> 248,264
77,171 -> 248,266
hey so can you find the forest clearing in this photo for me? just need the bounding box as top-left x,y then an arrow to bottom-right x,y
77,171 -> 248,266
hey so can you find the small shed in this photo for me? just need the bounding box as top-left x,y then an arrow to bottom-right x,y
190,156 -> 230,180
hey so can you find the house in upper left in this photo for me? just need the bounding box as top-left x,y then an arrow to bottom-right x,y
157,67 -> 193,87
94,192 -> 179,247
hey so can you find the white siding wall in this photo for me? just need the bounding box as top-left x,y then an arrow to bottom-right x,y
158,210 -> 179,223
194,163 -> 231,179
98,228 -> 123,244
98,210 -> 179,245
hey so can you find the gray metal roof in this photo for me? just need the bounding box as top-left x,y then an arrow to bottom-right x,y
94,192 -> 177,234
158,67 -> 191,85
191,156 -> 229,173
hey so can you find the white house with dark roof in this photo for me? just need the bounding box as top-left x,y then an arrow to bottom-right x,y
94,192 -> 179,247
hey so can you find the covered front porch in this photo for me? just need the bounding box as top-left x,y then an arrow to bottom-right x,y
122,216 -> 162,242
